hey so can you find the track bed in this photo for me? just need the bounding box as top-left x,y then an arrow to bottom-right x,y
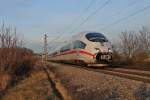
48,62 -> 150,100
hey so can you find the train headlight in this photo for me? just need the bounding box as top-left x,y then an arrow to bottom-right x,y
96,49 -> 100,52
108,48 -> 113,53
95,48 -> 100,53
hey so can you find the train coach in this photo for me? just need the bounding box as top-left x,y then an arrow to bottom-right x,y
49,32 -> 113,67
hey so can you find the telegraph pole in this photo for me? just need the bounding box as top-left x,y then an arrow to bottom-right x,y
43,33 -> 48,62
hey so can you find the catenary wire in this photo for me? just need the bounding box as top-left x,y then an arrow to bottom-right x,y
47,0 -> 98,50
86,0 -> 138,27
100,4 -> 150,31
69,0 -> 111,35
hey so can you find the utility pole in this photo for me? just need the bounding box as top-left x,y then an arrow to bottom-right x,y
43,33 -> 48,62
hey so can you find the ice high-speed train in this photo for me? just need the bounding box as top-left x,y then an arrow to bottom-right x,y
49,32 -> 113,66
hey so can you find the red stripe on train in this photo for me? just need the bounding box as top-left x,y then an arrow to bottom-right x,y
52,50 -> 95,58
79,50 -> 94,57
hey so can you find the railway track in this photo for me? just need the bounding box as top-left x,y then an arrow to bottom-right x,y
106,68 -> 150,77
91,68 -> 150,83
82,67 -> 150,83
49,62 -> 150,83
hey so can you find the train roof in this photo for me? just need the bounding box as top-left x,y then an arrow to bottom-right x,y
71,31 -> 105,41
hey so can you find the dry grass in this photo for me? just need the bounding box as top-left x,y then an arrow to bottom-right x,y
2,70 -> 59,100
0,73 -> 11,93
134,83 -> 150,100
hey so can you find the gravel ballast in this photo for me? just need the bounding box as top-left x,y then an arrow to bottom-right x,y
50,62 -> 150,100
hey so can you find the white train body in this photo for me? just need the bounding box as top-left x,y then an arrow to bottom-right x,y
49,32 -> 113,65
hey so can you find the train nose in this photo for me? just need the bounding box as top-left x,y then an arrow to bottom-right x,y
96,53 -> 112,63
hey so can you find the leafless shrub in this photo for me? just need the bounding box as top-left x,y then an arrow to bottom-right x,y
138,27 -> 150,52
119,31 -> 139,64
0,24 -> 21,73
135,27 -> 150,64
0,23 -> 37,92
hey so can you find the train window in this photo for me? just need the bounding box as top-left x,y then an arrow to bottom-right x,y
60,44 -> 70,52
86,33 -> 108,42
73,40 -> 86,49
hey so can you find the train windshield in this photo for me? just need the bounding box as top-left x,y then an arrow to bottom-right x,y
86,33 -> 108,42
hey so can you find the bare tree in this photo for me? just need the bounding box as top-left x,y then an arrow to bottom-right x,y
120,31 -> 139,63
0,25 -> 20,48
138,27 -> 150,52
0,22 -> 37,93
0,23 -> 24,73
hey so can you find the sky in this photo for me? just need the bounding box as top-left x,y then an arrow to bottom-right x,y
0,0 -> 150,53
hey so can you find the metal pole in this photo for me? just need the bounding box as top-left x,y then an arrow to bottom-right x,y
44,33 -> 48,61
